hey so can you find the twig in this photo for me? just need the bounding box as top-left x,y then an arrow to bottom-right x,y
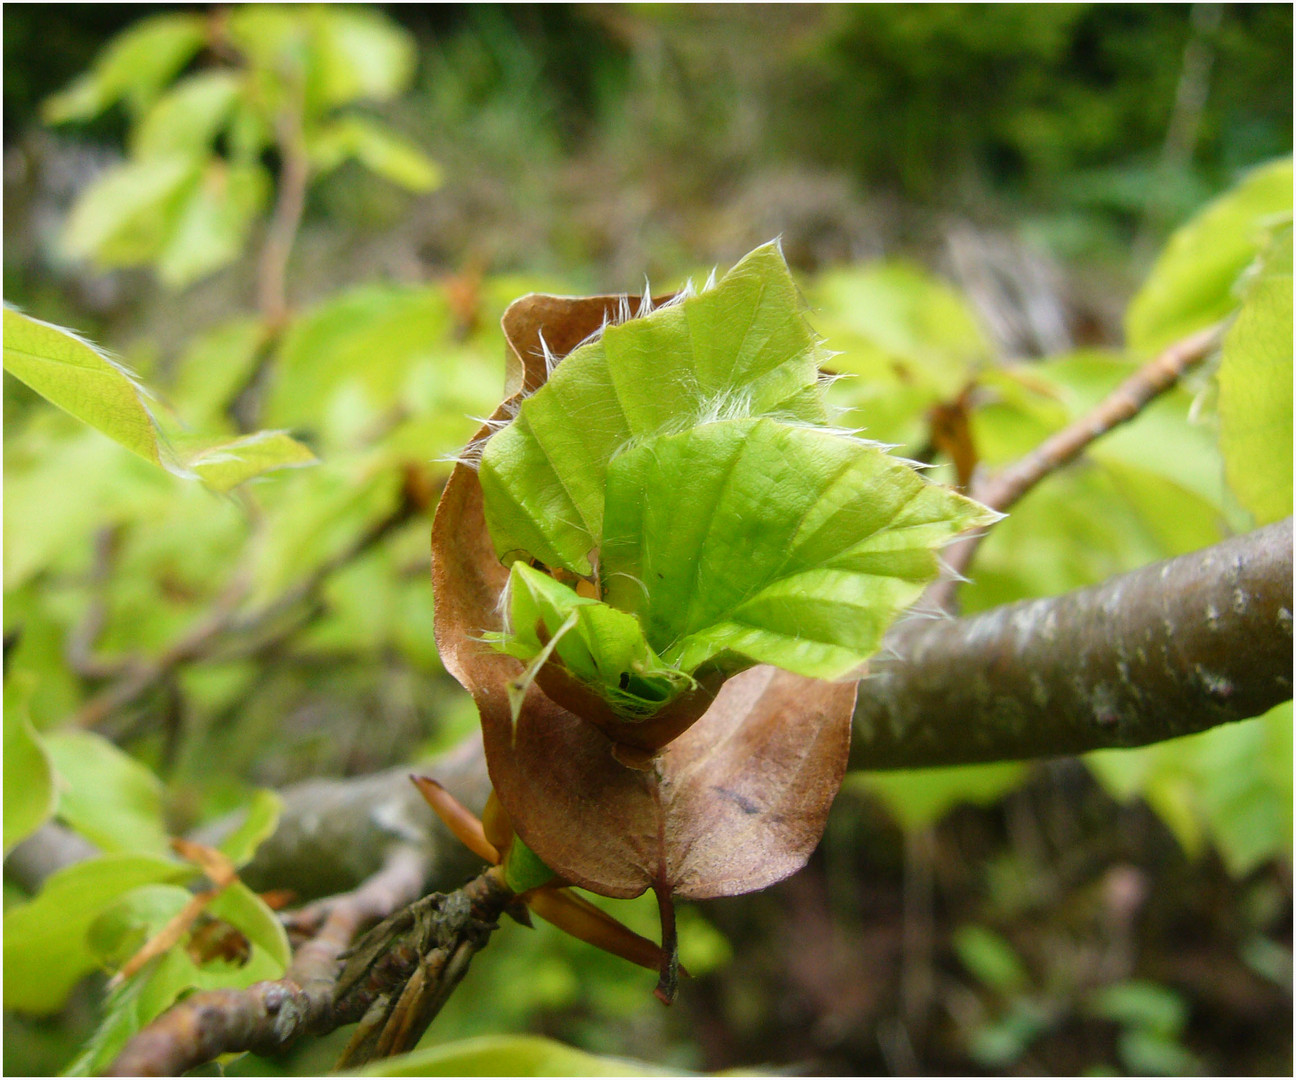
104,844 -> 431,1077
332,867 -> 514,1068
256,83 -> 310,333
931,320 -> 1224,612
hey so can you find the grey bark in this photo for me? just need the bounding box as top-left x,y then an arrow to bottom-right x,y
852,518 -> 1292,770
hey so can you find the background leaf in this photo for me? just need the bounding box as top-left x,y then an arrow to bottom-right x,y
41,13 -> 207,123
60,155 -> 201,268
155,160 -> 270,288
3,855 -> 195,1014
214,789 -> 284,867
1125,157 -> 1293,354
309,115 -> 442,191
3,677 -> 56,854
848,762 -> 1029,833
1218,226 -> 1293,524
43,730 -> 171,856
355,1033 -> 695,1077
131,71 -> 243,160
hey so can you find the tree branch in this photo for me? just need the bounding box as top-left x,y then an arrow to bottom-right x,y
852,518 -> 1292,770
931,321 -> 1225,612
105,844 -> 432,1077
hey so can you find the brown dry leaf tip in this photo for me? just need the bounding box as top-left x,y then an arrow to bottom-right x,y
430,290 -> 857,970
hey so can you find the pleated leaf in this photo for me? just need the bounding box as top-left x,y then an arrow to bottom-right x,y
479,241 -> 827,575
602,417 -> 1000,680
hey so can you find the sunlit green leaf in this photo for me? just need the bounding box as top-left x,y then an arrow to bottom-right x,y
308,115 -> 442,191
3,854 -> 194,1014
156,161 -> 270,289
602,417 -> 996,680
4,310 -> 315,491
354,1034 -> 698,1077
3,308 -> 164,466
3,676 -> 55,855
182,430 -> 318,492
132,70 -> 243,160
61,155 -> 201,268
42,13 -> 208,123
480,242 -> 830,575
1218,226 -> 1293,524
43,729 -> 171,856
1126,157 -> 1293,354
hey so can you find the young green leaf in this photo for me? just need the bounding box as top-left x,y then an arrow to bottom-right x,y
43,730 -> 171,856
502,835 -> 557,894
2,855 -> 195,1014
1126,157 -> 1293,354
3,309 -> 316,488
181,430 -> 318,493
3,308 -> 165,466
42,13 -> 208,124
601,416 -> 999,680
1218,226 -> 1293,524
492,561 -> 696,721
479,241 -> 828,575
3,677 -> 56,855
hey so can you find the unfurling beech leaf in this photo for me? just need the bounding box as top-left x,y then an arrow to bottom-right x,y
478,243 -> 828,576
490,561 -> 697,727
432,244 -> 991,997
432,266 -> 856,905
474,243 -> 995,735
601,416 -> 996,680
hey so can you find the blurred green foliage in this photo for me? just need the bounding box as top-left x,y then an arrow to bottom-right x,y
2,5 -> 1292,1077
